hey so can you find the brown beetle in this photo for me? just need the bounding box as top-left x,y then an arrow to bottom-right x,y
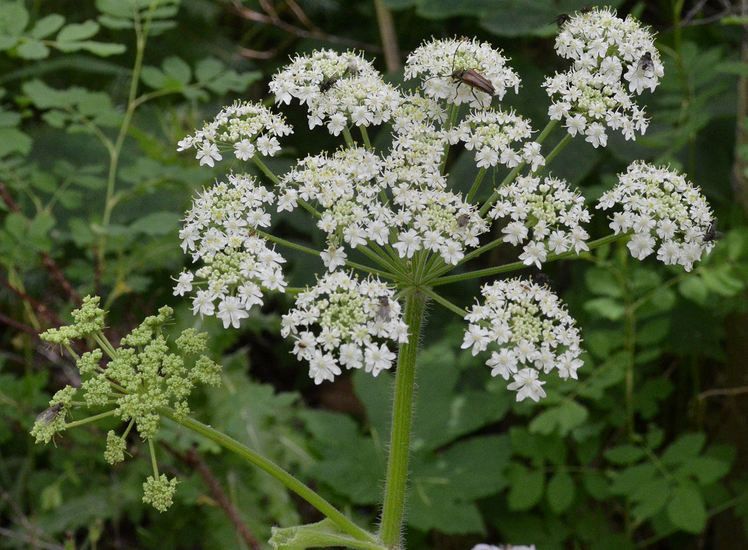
424,39 -> 495,107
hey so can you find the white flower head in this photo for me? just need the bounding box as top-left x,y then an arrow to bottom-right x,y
177,101 -> 292,165
281,272 -> 408,384
464,278 -> 583,402
269,49 -> 402,134
545,8 -> 663,144
405,37 -> 520,109
489,174 -> 591,266
178,174 -> 287,324
597,161 -> 715,271
451,108 -> 543,171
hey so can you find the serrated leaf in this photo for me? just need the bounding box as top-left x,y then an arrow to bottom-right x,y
195,57 -> 224,81
667,482 -> 706,533
661,433 -> 706,465
57,21 -> 99,42
529,401 -> 588,436
676,456 -> 730,485
609,464 -> 657,496
631,478 -> 670,521
30,14 -> 66,39
140,66 -> 167,89
547,471 -> 575,513
604,444 -> 645,465
584,297 -> 625,320
17,40 -> 49,59
507,465 -> 544,511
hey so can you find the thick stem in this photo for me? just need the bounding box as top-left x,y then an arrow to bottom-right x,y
160,409 -> 376,544
379,291 -> 426,548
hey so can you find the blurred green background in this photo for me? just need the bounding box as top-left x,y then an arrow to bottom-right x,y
0,0 -> 746,548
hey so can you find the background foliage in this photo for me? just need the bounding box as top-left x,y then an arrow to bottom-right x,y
0,0 -> 746,548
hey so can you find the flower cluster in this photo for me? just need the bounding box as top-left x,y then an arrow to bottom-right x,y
463,279 -> 583,402
405,37 -> 520,109
597,162 -> 715,271
177,173 -> 287,326
34,298 -> 221,510
177,101 -> 292,167
450,109 -> 544,170
544,7 -> 663,146
281,272 -> 408,384
489,175 -> 590,268
269,49 -> 401,135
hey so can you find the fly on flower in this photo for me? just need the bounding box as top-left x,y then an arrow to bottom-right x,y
703,219 -> 724,243
376,296 -> 392,322
319,61 -> 361,92
456,213 -> 470,228
36,402 -> 64,425
554,13 -> 571,26
636,52 -> 654,76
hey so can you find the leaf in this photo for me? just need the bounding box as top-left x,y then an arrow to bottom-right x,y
529,400 -> 588,436
0,127 -> 31,157
631,478 -> 670,522
604,445 -> 645,465
667,481 -> 707,534
195,57 -> 224,81
507,464 -> 544,511
55,40 -> 125,56
609,464 -> 657,496
583,297 -> 625,320
584,266 -> 622,297
676,456 -> 730,485
27,213 -> 55,252
162,56 -> 191,84
661,433 -> 706,465
547,471 -> 575,513
57,21 -> 100,42
17,40 -> 50,59
0,2 -> 29,36
128,212 -> 180,236
140,66 -> 167,89
679,275 -> 708,304
4,212 -> 26,241
30,15 -> 66,39
269,519 -> 378,550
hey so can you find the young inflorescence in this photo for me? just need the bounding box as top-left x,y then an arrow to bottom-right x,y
597,161 -> 715,271
463,279 -> 583,402
280,272 -> 408,384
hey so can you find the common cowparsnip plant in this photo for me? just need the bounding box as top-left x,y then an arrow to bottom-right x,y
32,8 -> 718,550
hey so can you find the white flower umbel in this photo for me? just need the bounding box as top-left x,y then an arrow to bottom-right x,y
489,175 -> 591,268
544,8 -> 663,145
281,271 -> 408,384
450,108 -> 544,170
405,37 -> 520,109
463,278 -> 583,402
177,101 -> 292,166
269,49 -> 402,135
178,174 -> 287,326
597,161 -> 715,271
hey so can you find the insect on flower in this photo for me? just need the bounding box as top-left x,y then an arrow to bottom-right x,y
456,213 -> 470,228
319,61 -> 361,92
423,38 -> 496,107
703,219 -> 724,243
636,52 -> 654,75
36,402 -> 64,425
376,296 -> 391,322
554,13 -> 571,26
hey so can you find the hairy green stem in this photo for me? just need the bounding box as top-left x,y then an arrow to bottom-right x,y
160,409 -> 377,544
63,409 -> 117,429
466,168 -> 487,202
379,291 -> 426,548
420,287 -> 465,318
360,125 -> 372,149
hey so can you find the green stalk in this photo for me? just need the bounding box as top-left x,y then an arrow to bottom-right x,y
466,168 -> 487,202
160,409 -> 377,545
63,409 -> 117,429
252,155 -> 281,184
360,125 -> 372,149
430,233 -> 626,287
148,438 -> 159,477
379,291 -> 426,548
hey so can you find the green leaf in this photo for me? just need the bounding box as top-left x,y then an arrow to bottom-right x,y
140,66 -> 167,89
584,266 -> 622,297
583,297 -> 625,320
604,445 -> 645,465
631,478 -> 670,522
17,40 -> 49,59
27,213 -> 55,252
4,212 -> 26,241
666,481 -> 707,533
507,464 -> 544,511
529,401 -> 588,436
30,14 -> 66,39
637,317 -> 670,346
162,56 -> 191,84
676,456 -> 730,485
547,471 -> 575,513
0,127 -> 31,157
54,40 -> 125,56
57,21 -> 100,42
661,433 -> 706,465
679,275 -> 708,304
609,464 -> 657,496
582,472 -> 609,500
195,57 -> 224,81
128,212 -> 180,236
0,2 -> 29,36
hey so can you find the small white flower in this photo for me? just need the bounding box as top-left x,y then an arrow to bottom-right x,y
173,271 -> 193,296
217,296 -> 250,329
